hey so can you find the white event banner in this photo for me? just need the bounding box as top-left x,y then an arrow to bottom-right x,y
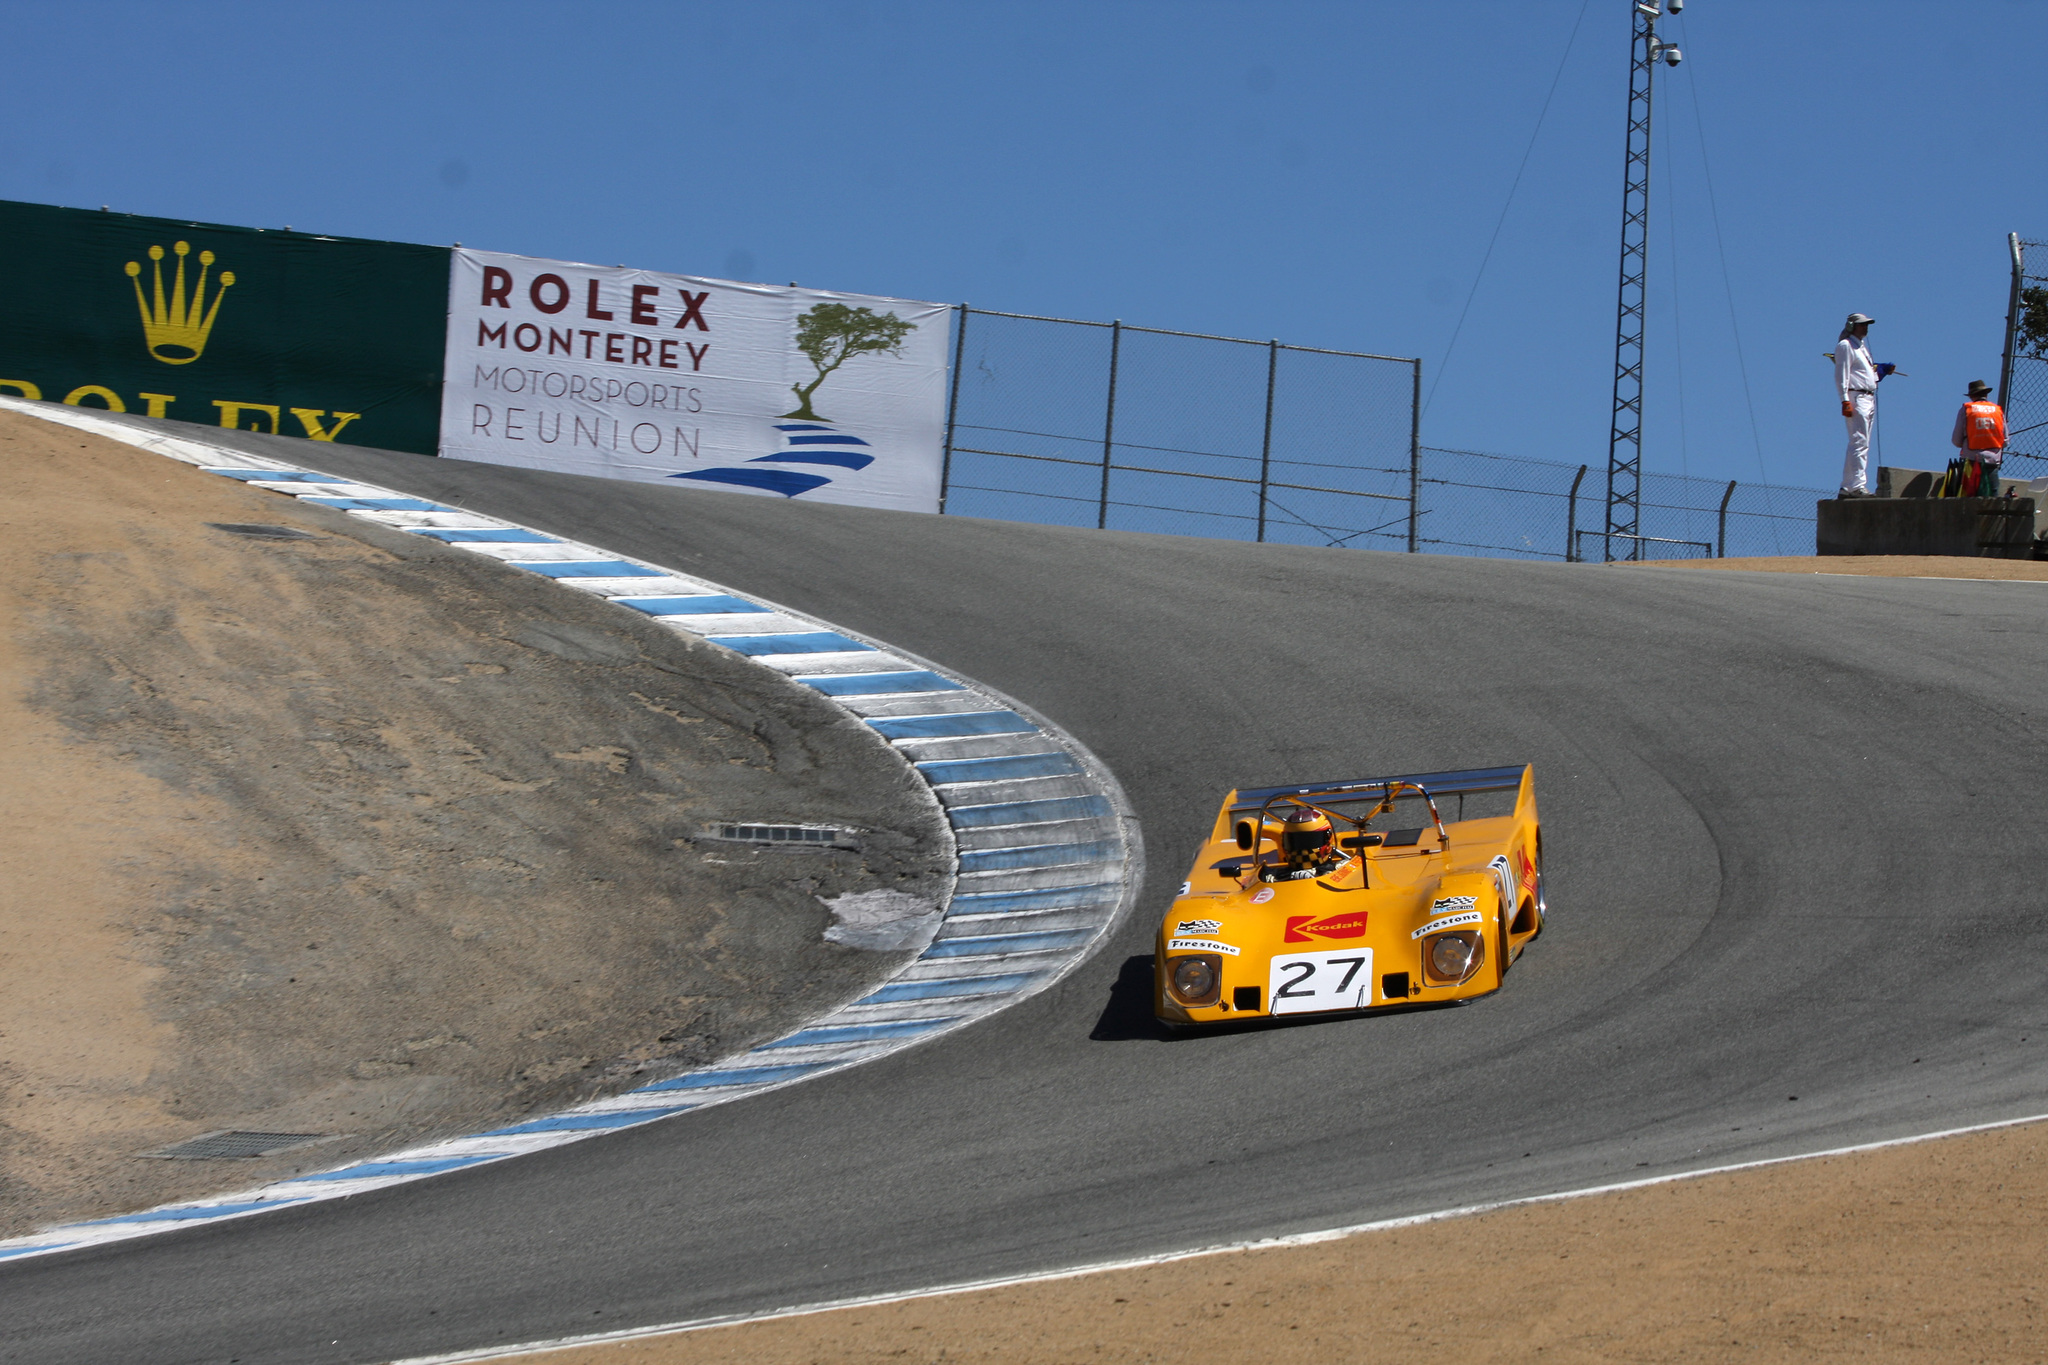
440,249 -> 950,512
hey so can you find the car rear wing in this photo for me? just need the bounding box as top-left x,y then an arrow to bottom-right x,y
1230,765 -> 1531,813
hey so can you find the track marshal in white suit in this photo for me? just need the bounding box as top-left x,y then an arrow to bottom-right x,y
1835,312 -> 1879,497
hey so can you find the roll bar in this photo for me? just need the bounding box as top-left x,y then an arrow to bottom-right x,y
1230,764 -> 1527,813
1237,779 -> 1450,863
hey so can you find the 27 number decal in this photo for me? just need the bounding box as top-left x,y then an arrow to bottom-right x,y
1268,948 -> 1376,1016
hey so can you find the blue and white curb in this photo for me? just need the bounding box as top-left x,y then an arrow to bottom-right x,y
0,397 -> 1143,1264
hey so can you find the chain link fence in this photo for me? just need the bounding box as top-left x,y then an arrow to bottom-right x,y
1419,446 -> 1822,561
941,308 -> 1419,551
2000,237 -> 2048,484
937,306 -> 1824,560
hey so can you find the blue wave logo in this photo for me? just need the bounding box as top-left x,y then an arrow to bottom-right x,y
671,422 -> 874,499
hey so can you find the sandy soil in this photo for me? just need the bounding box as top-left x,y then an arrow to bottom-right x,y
1630,553 -> 2048,580
504,1118 -> 2048,1365
0,410 -> 949,1235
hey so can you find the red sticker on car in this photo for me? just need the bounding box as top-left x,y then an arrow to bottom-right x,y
1284,912 -> 1370,943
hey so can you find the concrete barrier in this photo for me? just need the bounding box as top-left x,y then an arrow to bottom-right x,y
1875,467 -> 1939,499
1875,467 -> 2048,502
1815,497 -> 2038,558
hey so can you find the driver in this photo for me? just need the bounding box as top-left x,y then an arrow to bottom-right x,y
1279,805 -> 1335,870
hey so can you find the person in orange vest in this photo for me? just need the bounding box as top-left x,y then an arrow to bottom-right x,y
1950,379 -> 2007,498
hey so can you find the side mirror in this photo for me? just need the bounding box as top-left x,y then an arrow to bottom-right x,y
1234,820 -> 1255,851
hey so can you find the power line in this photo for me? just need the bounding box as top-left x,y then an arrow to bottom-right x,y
1674,12 -> 1767,489
1423,0 -> 1593,418
1673,11 -> 1780,553
1664,107 -> 1690,488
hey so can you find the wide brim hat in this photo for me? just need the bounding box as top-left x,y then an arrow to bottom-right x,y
1968,380 -> 1993,397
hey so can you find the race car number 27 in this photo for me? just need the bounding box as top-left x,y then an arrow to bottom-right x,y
1268,948 -> 1376,1016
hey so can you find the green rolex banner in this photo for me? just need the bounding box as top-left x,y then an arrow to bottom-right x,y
0,199 -> 448,454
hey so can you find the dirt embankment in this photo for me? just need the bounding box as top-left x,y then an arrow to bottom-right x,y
1634,553 -> 2048,580
514,1119 -> 2048,1365
0,410 -> 949,1235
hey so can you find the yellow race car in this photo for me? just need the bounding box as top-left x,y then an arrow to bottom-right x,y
1155,766 -> 1543,1026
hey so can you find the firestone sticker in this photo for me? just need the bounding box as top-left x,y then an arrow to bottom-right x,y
1413,910 -> 1485,939
1167,938 -> 1240,955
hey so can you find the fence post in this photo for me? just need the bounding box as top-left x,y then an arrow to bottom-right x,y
1407,360 -> 1422,552
1099,319 -> 1121,530
2000,234 -> 2024,408
1257,340 -> 1278,543
939,303 -> 968,515
1565,464 -> 1588,561
1716,479 -> 1737,558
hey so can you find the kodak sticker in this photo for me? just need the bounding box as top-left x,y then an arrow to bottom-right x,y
1283,911 -> 1371,943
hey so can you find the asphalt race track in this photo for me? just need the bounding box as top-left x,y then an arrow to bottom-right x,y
7,425 -> 2047,1364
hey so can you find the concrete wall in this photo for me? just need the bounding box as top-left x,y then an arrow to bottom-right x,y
1815,497 -> 2037,557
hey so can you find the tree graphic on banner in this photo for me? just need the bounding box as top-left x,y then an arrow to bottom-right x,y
783,303 -> 915,420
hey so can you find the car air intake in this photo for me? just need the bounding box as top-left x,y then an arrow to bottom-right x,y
1381,972 -> 1410,1001
1232,985 -> 1261,1012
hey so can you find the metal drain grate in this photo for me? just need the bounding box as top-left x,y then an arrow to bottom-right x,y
139,1131 -> 340,1160
207,523 -> 315,539
702,823 -> 856,850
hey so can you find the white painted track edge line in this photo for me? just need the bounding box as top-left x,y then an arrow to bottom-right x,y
387,1108 -> 2048,1365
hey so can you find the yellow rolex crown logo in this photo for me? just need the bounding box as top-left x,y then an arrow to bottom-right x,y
124,240 -> 234,365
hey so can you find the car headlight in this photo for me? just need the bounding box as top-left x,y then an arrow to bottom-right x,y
1424,930 -> 1485,984
1167,954 -> 1222,1006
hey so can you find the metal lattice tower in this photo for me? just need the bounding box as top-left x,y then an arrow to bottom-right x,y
1603,2 -> 1667,562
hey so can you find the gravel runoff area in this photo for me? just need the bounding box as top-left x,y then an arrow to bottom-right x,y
0,410 -> 949,1236
485,1117 -> 2048,1365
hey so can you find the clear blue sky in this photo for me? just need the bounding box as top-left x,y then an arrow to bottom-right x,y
5,0 -> 2045,491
